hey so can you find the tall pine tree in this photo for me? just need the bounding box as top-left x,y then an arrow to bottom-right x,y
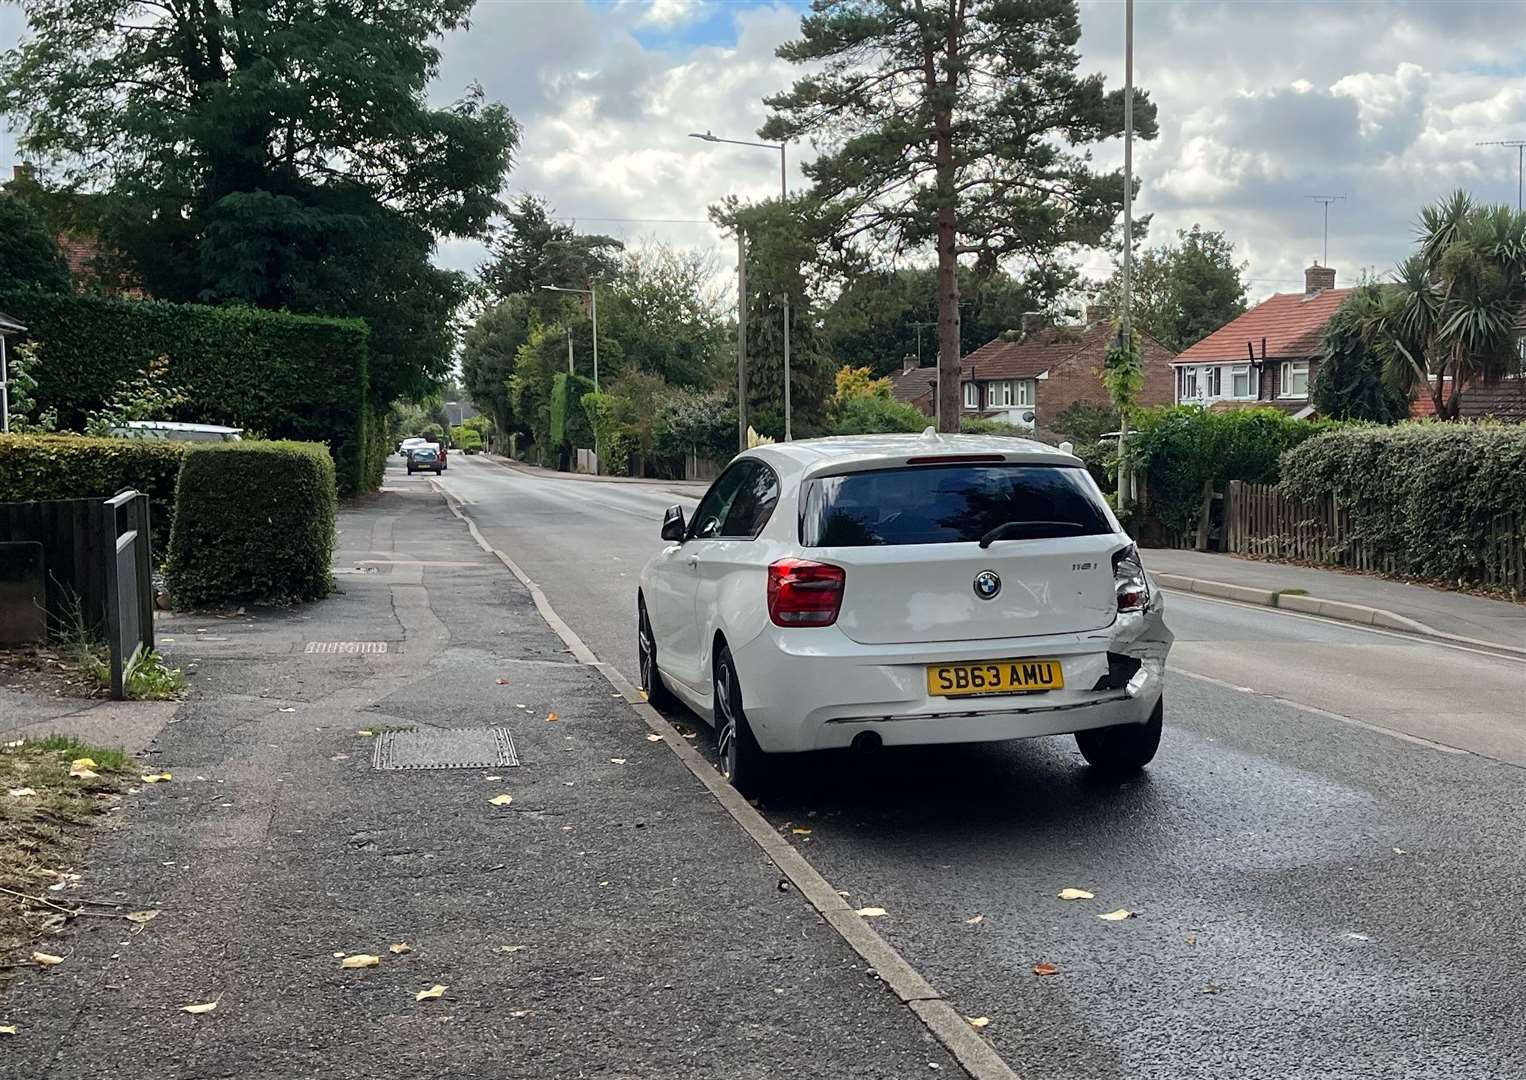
762,0 -> 1156,430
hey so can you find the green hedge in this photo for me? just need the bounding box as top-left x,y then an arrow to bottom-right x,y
1281,423 -> 1526,584
1129,406 -> 1340,539
0,291 -> 373,496
0,433 -> 186,550
166,441 -> 336,608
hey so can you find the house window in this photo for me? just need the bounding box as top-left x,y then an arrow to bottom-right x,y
1178,367 -> 1197,402
1016,380 -> 1034,406
1280,361 -> 1310,398
1231,366 -> 1253,399
963,382 -> 978,409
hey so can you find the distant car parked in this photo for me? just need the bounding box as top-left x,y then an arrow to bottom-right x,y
406,446 -> 442,475
110,421 -> 243,443
399,437 -> 428,457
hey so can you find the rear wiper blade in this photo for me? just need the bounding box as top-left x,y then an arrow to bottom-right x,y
978,521 -> 1086,548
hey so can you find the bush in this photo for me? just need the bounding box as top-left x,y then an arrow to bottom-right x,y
0,290 -> 373,495
832,394 -> 928,435
166,441 -> 336,608
655,390 -> 737,465
959,417 -> 1027,436
0,433 -> 186,550
1049,403 -> 1116,443
452,425 -> 484,452
1129,406 -> 1339,539
1280,423 -> 1526,584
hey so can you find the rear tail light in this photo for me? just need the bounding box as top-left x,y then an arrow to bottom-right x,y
768,558 -> 846,627
1112,544 -> 1149,612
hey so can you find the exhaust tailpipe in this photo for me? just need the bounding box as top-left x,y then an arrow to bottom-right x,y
851,730 -> 883,753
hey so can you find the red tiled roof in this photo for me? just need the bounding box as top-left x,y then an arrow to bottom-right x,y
1175,288 -> 1354,363
1460,379 -> 1526,422
959,323 -> 1114,380
888,366 -> 937,405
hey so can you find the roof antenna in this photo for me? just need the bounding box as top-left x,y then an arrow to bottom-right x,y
1304,194 -> 1346,267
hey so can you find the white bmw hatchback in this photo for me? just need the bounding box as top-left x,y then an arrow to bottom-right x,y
637,433 -> 1173,793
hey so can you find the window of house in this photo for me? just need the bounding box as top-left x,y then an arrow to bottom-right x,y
1280,361 -> 1310,398
1231,366 -> 1253,399
1016,380 -> 1034,406
963,381 -> 979,409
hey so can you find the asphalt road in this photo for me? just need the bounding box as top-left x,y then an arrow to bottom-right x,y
440,455 -> 1526,1078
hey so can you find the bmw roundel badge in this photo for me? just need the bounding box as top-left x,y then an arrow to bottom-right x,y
973,570 -> 1002,601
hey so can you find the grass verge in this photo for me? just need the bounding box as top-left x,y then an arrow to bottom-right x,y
0,736 -> 133,959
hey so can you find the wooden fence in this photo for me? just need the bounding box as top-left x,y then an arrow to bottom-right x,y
1224,480 -> 1526,592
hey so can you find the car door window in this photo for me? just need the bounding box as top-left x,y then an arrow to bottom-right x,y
689,462 -> 753,540
721,461 -> 779,538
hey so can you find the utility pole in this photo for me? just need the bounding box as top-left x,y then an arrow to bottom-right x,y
1117,0 -> 1134,513
1305,195 -> 1347,266
737,232 -> 748,452
1476,139 -> 1526,211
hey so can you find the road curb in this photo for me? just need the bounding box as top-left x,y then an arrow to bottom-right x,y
434,482 -> 1021,1080
479,453 -> 707,496
1154,572 -> 1526,658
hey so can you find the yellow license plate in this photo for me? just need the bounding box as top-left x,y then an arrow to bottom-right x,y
926,659 -> 1064,697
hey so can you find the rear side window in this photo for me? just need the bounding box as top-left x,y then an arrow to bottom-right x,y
801,464 -> 1111,547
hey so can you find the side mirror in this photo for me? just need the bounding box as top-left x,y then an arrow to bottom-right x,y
660,505 -> 687,542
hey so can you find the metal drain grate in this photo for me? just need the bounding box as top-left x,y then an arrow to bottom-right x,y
306,641 -> 388,654
372,727 -> 519,770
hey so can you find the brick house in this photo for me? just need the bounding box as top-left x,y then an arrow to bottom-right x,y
1170,265 -> 1349,417
956,314 -> 1176,428
887,357 -> 938,416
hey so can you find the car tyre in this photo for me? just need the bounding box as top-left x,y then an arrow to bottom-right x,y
713,644 -> 769,797
1075,696 -> 1163,775
637,598 -> 675,710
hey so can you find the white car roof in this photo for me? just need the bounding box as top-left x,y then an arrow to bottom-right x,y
121,420 -> 242,434
749,431 -> 1082,478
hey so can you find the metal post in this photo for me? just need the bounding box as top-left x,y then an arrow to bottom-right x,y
737,232 -> 748,452
566,328 -> 574,374
780,143 -> 791,442
591,286 -> 600,391
1117,0 -> 1134,513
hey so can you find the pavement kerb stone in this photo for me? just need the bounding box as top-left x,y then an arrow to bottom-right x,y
1154,571 -> 1526,658
433,482 -> 1024,1080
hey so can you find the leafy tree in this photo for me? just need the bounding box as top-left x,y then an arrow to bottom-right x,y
1096,225 -> 1248,351
833,394 -> 930,435
461,296 -> 534,436
763,0 -> 1156,431
832,366 -> 894,406
479,195 -> 624,307
3,341 -> 59,432
1102,325 -> 1144,510
655,390 -> 737,465
1363,190 -> 1526,420
83,354 -> 190,436
1,0 -> 518,403
1313,285 -> 1410,424
0,192 -> 70,293
596,244 -> 729,389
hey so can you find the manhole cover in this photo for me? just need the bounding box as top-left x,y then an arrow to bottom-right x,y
372,727 -> 519,770
306,641 -> 388,654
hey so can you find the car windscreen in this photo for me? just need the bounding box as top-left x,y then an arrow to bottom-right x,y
800,463 -> 1112,547
414,449 -> 436,459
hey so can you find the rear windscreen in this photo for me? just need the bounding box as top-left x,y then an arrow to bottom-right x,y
801,464 -> 1112,547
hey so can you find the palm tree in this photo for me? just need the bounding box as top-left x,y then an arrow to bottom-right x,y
1366,191 -> 1526,420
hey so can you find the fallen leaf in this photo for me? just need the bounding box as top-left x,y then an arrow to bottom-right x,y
682,732 -> 697,740
646,733 -> 663,742
140,773 -> 172,784
966,1016 -> 991,1029
332,952 -> 346,958
356,729 -> 374,736
545,712 -> 560,722
609,758 -> 626,765
791,828 -> 812,836
1057,888 -> 1094,901
1098,909 -> 1135,921
1392,847 -> 1407,855
0,1025 -> 16,1035
855,906 -> 888,918
496,678 -> 510,685
509,1009 -> 528,1018
1185,936 -> 1197,946
1201,983 -> 1223,995
499,945 -> 527,954
489,794 -> 513,807
965,914 -> 985,925
277,707 -> 296,713
389,943 -> 412,955
8,788 -> 37,798
69,766 -> 99,780
484,775 -> 502,781
31,952 -> 63,968
415,984 -> 448,1001
70,757 -> 98,771
339,954 -> 380,969
1032,962 -> 1059,977
180,1001 -> 217,1015
125,909 -> 161,925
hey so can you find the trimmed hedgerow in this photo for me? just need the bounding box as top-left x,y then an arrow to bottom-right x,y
1280,422 -> 1526,585
0,433 -> 186,549
166,441 -> 336,608
0,290 -> 372,495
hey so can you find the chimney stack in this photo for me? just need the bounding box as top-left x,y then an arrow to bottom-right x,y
12,163 -> 34,183
1305,264 -> 1336,295
903,355 -> 919,373
1020,312 -> 1046,338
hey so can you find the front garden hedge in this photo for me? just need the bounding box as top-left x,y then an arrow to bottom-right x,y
166,441 -> 336,608
0,290 -> 373,495
0,433 -> 187,549
1280,422 -> 1526,585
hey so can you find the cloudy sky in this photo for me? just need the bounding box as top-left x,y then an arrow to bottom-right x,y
5,0 -> 1526,302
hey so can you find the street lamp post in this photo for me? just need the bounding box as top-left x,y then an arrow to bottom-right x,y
689,129 -> 792,441
540,285 -> 599,389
